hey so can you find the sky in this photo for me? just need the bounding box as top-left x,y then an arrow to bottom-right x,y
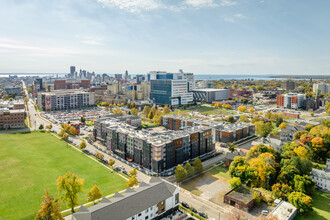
0,0 -> 330,75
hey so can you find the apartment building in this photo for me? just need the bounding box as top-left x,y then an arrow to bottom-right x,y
161,115 -> 255,143
37,90 -> 95,111
313,82 -> 330,94
0,109 -> 25,129
0,100 -> 25,110
149,71 -> 194,106
283,80 -> 295,91
72,177 -> 180,220
4,86 -> 21,95
276,93 -> 306,109
94,118 -> 215,173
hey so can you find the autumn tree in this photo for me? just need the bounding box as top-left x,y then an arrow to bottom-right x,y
130,108 -> 138,116
69,126 -> 76,135
255,121 -> 273,138
112,108 -> 122,114
57,173 -> 84,213
142,106 -> 151,117
249,107 -> 255,114
239,115 -> 250,123
184,162 -> 194,177
238,105 -> 247,112
148,111 -> 154,119
163,106 -> 170,114
293,175 -> 315,195
80,117 -> 86,123
127,175 -> 138,187
228,142 -> 238,153
325,101 -> 330,115
100,102 -> 107,106
192,158 -> 203,173
278,122 -> 287,130
251,116 -> 262,124
35,189 -> 63,220
87,185 -> 102,204
227,116 -> 235,123
175,165 -> 187,182
79,141 -> 87,150
129,168 -> 137,176
228,177 -> 242,189
62,133 -> 69,140
108,159 -> 115,167
96,153 -> 104,160
272,183 -> 293,201
45,125 -> 52,130
293,146 -> 310,159
59,129 -> 65,137
288,192 -> 312,214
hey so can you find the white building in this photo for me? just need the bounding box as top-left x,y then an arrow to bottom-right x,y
310,159 -> 330,191
192,88 -> 229,103
269,201 -> 297,220
313,83 -> 330,94
72,177 -> 180,220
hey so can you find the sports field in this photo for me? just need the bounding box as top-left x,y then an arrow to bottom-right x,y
0,132 -> 127,220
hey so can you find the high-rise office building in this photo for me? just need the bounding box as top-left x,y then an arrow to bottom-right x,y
149,71 -> 194,106
115,74 -> 122,81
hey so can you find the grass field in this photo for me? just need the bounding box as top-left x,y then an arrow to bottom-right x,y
295,190 -> 330,220
0,132 -> 127,220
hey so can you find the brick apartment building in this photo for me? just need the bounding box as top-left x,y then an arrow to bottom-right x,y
0,109 -> 25,129
276,93 -> 306,109
54,79 -> 91,90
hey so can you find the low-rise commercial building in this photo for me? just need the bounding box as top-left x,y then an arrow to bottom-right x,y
192,88 -> 229,103
72,177 -> 180,220
37,90 -> 95,111
224,187 -> 261,212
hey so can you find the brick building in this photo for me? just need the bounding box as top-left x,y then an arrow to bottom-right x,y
54,79 -> 90,90
276,93 -> 306,109
0,109 -> 25,129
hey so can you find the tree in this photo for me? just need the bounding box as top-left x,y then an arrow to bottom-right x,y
253,192 -> 261,205
310,112 -> 315,117
57,173 -> 84,213
184,162 -> 194,177
79,141 -> 87,150
227,116 -> 235,123
238,105 -> 247,112
239,115 -> 250,123
192,158 -> 203,173
96,153 -> 104,160
293,146 -> 310,159
59,129 -> 65,137
80,117 -> 86,123
325,101 -> 330,115
278,122 -> 287,130
249,107 -> 255,114
100,102 -> 107,106
87,185 -> 102,204
288,192 -> 312,214
241,98 -> 248,104
163,106 -> 170,114
148,111 -> 154,119
62,133 -> 69,140
228,177 -> 242,189
142,106 -> 151,117
108,159 -> 115,167
228,142 -> 238,153
39,124 -> 44,130
272,183 -> 293,201
255,121 -> 273,138
46,125 -> 52,130
251,116 -> 261,124
129,168 -> 137,176
293,175 -> 315,195
150,106 -> 157,115
258,111 -> 263,115
127,175 -> 138,187
174,165 -> 187,182
35,189 -> 63,220
112,108 -> 122,114
69,126 -> 76,135
130,108 -> 138,116
311,137 -> 328,163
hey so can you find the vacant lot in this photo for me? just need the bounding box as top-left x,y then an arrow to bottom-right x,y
182,165 -> 231,204
0,132 -> 127,220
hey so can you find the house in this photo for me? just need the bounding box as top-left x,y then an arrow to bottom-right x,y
268,201 -> 297,220
223,152 -> 242,168
280,125 -> 304,142
72,177 -> 180,220
224,187 -> 261,212
310,159 -> 330,191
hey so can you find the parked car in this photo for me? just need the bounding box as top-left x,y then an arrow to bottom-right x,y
191,208 -> 197,213
181,202 -> 190,209
261,210 -> 269,216
199,212 -> 207,218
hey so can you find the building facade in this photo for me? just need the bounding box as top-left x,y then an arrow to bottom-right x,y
283,80 -> 296,90
54,79 -> 91,90
310,159 -> 330,191
37,90 -> 95,111
72,178 -> 179,220
313,83 -> 330,94
149,71 -> 194,106
192,88 -> 229,103
276,93 -> 306,109
0,109 -> 25,129
4,86 -> 21,95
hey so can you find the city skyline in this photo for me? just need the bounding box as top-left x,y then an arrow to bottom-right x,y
1,0 -> 330,75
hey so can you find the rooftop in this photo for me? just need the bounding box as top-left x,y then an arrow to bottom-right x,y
225,187 -> 256,204
270,201 -> 297,220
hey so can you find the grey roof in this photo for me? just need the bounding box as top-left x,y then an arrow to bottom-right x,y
99,197 -> 111,203
73,178 -> 178,220
311,168 -> 330,180
224,152 -> 241,161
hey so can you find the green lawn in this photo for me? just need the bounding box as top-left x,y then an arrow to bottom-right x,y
0,132 -> 127,220
295,190 -> 330,220
208,165 -> 231,180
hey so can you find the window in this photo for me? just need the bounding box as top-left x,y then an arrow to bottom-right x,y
145,208 -> 148,213
138,213 -> 141,217
175,193 -> 179,204
145,217 -> 148,220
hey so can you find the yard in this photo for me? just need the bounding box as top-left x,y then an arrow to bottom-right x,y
295,190 -> 330,220
0,132 -> 127,220
181,165 -> 231,204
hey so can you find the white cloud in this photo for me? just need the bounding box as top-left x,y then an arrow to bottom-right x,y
222,13 -> 245,22
97,0 -> 161,13
79,36 -> 104,45
184,0 -> 236,8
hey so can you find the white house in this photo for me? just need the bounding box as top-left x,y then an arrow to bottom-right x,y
72,177 -> 180,220
310,159 -> 330,191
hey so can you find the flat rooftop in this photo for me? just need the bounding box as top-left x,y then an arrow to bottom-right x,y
225,187 -> 255,204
